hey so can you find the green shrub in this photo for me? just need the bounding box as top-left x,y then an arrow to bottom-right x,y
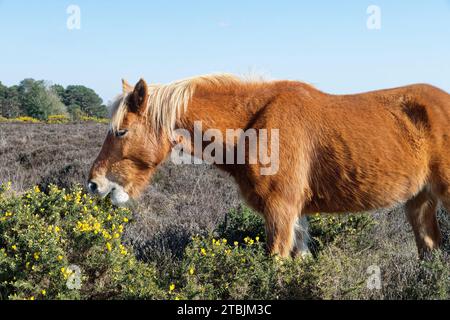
1,183 -> 448,300
168,234 -> 318,300
0,183 -> 165,300
216,206 -> 265,243
309,213 -> 377,252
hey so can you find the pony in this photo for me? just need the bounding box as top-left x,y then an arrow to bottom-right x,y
88,74 -> 450,258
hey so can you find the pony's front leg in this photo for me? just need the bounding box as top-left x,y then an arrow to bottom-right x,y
292,216 -> 311,258
263,197 -> 300,258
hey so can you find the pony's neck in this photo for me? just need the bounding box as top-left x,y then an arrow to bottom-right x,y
176,81 -> 275,136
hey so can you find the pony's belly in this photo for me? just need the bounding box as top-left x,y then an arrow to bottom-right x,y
303,170 -> 428,214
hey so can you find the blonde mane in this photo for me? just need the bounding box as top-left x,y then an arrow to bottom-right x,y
110,73 -> 250,139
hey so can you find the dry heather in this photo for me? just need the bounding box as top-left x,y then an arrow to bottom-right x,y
0,122 -> 449,299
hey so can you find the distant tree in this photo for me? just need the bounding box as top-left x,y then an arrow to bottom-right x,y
51,84 -> 65,100
18,79 -> 66,120
0,82 -> 6,115
63,85 -> 107,118
0,84 -> 22,118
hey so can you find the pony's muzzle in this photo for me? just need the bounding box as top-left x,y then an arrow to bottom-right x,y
87,181 -> 98,194
87,176 -> 130,205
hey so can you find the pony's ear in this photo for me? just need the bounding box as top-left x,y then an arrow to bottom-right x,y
129,79 -> 149,114
122,79 -> 133,94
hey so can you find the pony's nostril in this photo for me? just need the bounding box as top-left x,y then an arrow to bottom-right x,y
88,181 -> 98,193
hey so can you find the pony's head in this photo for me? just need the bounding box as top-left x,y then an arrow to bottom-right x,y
88,79 -> 172,205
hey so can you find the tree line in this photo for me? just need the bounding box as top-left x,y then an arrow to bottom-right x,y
0,79 -> 108,120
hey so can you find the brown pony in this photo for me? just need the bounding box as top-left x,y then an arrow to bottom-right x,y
88,74 -> 450,258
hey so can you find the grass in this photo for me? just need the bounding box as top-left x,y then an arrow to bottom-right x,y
0,122 -> 449,300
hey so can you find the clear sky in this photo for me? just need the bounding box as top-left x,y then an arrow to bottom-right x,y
0,0 -> 449,103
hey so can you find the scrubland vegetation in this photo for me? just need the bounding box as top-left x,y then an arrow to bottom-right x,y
0,122 -> 449,300
0,79 -> 108,121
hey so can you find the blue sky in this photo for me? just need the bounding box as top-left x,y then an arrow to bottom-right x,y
0,1 -> 449,103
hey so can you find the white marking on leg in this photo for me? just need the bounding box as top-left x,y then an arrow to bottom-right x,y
293,215 -> 311,257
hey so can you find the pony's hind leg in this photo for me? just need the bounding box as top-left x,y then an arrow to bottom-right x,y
405,187 -> 442,258
291,215 -> 311,258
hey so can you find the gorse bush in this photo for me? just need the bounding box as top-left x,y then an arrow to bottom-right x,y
47,115 -> 70,124
170,235 -> 315,300
0,183 -> 449,300
0,183 -> 164,300
79,116 -> 109,123
0,115 -> 108,124
163,208 -> 378,300
7,116 -> 41,123
216,205 -> 265,243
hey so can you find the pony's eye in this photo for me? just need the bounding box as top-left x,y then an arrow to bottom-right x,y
115,129 -> 128,138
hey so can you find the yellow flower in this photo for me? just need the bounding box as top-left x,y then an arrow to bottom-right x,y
34,186 -> 40,193
41,290 -> 46,296
119,245 -> 128,256
33,252 -> 40,260
11,245 -> 17,251
29,296 -> 35,301
234,241 -> 239,247
222,239 -> 227,244
61,267 -> 72,279
169,284 -> 175,292
54,226 -> 61,233
189,268 -> 195,275
200,248 -> 207,256
106,242 -> 112,252
93,222 -> 101,233
123,217 -> 129,223
57,255 -> 63,261
255,236 -> 260,242
102,230 -> 112,240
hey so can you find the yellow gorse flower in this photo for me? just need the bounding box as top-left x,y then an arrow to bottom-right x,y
119,244 -> 128,256
60,267 -> 73,280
